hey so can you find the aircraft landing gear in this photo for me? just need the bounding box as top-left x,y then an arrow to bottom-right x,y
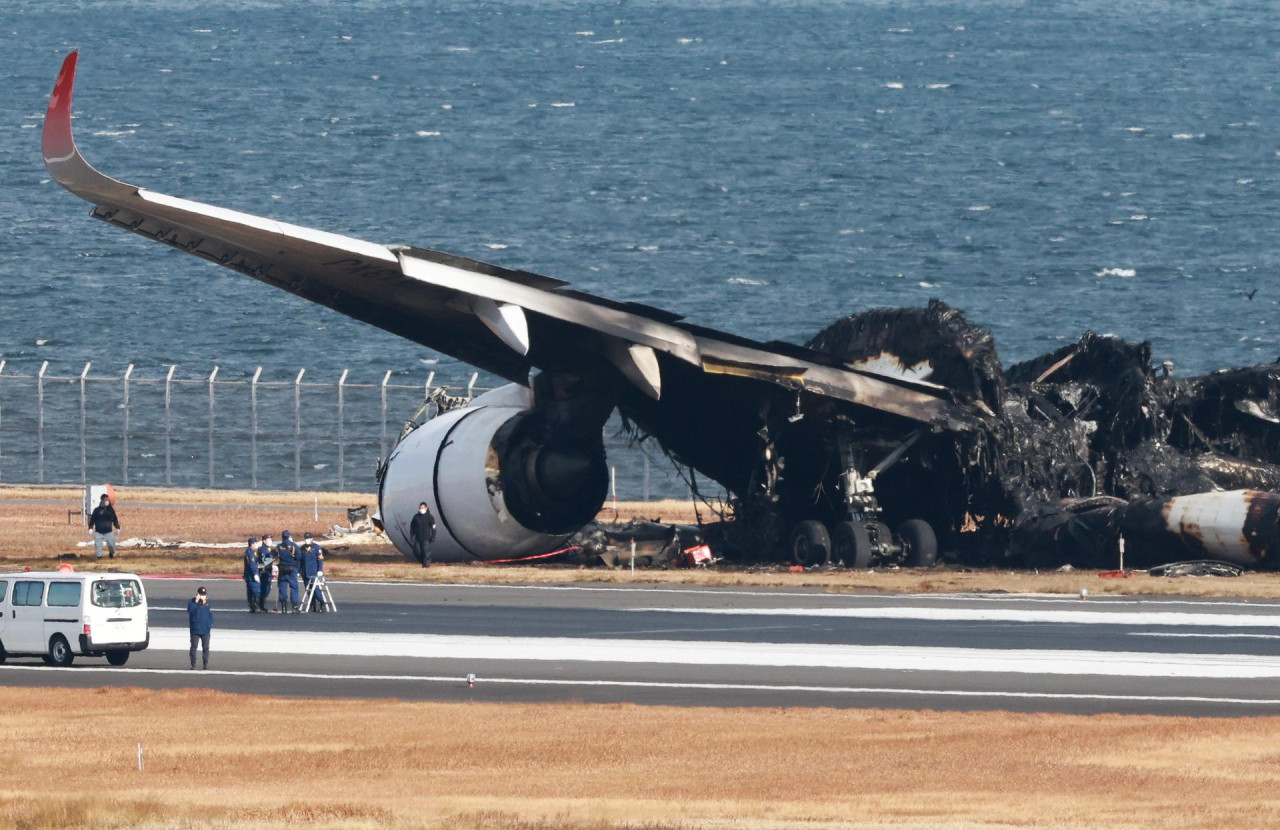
788,520 -> 831,567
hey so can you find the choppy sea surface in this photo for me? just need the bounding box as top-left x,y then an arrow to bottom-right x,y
2,0 -> 1279,492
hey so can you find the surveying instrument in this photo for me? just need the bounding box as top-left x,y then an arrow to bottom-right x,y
299,573 -> 337,613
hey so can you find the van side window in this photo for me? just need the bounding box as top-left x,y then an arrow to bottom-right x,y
13,581 -> 45,607
47,582 -> 82,608
0,581 -> 8,603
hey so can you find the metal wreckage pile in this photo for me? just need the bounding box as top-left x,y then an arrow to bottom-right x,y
580,300 -> 1280,571
801,299 -> 1280,570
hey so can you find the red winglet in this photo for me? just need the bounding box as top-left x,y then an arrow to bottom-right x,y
43,51 -> 79,166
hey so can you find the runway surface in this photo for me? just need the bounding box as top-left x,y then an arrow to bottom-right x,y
3,578 -> 1280,716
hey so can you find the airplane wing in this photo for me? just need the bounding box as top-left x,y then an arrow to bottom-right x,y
43,52 -> 980,444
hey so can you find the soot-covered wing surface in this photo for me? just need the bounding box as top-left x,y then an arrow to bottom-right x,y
43,52 -> 976,432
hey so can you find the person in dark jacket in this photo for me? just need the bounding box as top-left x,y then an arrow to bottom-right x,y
275,530 -> 301,613
255,534 -> 275,613
242,536 -> 260,613
409,502 -> 437,567
300,532 -> 327,612
187,586 -> 214,669
88,493 -> 121,560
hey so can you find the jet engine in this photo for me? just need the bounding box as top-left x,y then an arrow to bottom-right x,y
378,383 -> 610,562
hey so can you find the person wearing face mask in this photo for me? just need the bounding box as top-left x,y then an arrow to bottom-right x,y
409,502 -> 437,568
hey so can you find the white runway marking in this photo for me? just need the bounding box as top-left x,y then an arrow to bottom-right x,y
629,606 -> 1280,628
144,627 -> 1280,679
1131,632 -> 1280,640
1,664 -> 1276,707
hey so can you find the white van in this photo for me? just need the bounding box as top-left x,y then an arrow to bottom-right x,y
0,571 -> 149,666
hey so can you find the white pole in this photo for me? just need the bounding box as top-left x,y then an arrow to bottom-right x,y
611,465 -> 618,519
1118,535 -> 1126,572
314,496 -> 319,523
137,742 -> 143,772
630,538 -> 636,575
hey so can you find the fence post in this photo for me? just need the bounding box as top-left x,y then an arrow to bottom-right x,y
79,362 -> 91,485
37,361 -> 48,484
337,368 -> 349,492
122,364 -> 134,485
207,366 -> 219,488
294,368 -> 305,490
0,359 -> 6,483
380,369 -> 391,459
164,365 -> 176,486
250,366 -> 262,490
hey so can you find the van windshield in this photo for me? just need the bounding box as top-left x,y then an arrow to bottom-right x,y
91,579 -> 142,608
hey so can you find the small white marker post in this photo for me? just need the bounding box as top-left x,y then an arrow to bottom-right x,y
137,742 -> 143,772
1080,587 -> 1088,602
314,496 -> 319,523
466,673 -> 475,688
630,538 -> 636,575
1118,535 -> 1126,572
611,466 -> 618,520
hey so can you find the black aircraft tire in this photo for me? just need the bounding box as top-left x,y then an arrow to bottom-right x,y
48,635 -> 74,668
0,641 -> 6,664
899,519 -> 938,567
833,521 -> 873,569
106,650 -> 129,667
789,520 -> 832,566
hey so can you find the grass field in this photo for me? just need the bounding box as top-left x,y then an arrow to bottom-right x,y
4,484 -> 1279,597
0,688 -> 1278,829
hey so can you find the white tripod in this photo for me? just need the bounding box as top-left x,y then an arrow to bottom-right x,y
299,573 -> 337,613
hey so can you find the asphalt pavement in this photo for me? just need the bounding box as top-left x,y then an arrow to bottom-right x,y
3,577 -> 1280,715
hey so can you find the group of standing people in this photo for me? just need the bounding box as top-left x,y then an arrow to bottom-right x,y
242,530 -> 327,613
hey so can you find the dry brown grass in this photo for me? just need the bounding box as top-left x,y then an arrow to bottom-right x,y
3,486 -> 1280,596
0,687 -> 1278,829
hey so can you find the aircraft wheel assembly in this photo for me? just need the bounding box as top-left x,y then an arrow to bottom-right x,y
789,520 -> 832,566
898,519 -> 938,567
832,521 -> 873,569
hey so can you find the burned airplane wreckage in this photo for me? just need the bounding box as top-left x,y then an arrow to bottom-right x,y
765,299 -> 1280,570
43,53 -> 1280,571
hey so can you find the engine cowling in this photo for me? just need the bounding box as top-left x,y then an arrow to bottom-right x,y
379,384 -> 609,562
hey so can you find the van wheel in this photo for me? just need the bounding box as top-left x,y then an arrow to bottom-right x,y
106,650 -> 129,667
48,635 -> 74,667
0,641 -> 6,664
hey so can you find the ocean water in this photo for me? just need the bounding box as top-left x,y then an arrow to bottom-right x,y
2,1 -> 1279,490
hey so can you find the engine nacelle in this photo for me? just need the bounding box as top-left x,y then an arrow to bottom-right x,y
379,384 -> 609,562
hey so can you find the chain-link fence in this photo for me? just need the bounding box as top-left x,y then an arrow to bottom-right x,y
0,360 -> 695,501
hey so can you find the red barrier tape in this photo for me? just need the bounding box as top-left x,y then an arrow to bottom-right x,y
482,546 -> 582,565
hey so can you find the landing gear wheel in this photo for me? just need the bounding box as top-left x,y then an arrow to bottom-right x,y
788,520 -> 832,566
106,650 -> 129,667
898,519 -> 938,567
833,521 -> 873,569
48,635 -> 74,667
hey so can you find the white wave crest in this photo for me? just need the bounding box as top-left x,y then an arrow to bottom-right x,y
415,130 -> 441,137
93,129 -> 136,137
551,102 -> 575,108
966,205 -> 990,212
926,83 -> 952,90
1171,133 -> 1204,140
485,243 -> 509,250
1095,267 -> 1136,278
884,82 -> 904,89
727,277 -> 766,286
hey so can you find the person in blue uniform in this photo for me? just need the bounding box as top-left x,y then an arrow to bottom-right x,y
275,530 -> 301,613
242,536 -> 260,613
187,586 -> 214,669
300,532 -> 327,612
256,534 -> 276,613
